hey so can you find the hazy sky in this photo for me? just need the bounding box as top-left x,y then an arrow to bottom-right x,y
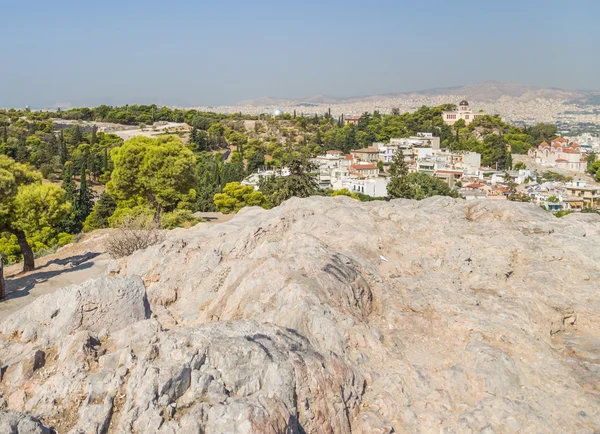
1,0 -> 598,108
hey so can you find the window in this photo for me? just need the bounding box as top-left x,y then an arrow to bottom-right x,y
465,115 -> 469,119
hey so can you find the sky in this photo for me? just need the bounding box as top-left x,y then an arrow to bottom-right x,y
1,0 -> 599,108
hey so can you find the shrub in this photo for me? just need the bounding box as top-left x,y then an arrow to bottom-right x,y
105,213 -> 166,259
161,209 -> 201,229
56,232 -> 74,247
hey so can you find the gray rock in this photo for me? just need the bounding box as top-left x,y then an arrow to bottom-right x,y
0,411 -> 50,433
0,197 -> 599,433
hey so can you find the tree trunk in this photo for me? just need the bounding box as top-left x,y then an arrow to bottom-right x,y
14,229 -> 34,272
0,257 -> 6,300
153,204 -> 162,226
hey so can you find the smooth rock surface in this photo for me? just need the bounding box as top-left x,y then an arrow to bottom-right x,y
0,196 -> 599,433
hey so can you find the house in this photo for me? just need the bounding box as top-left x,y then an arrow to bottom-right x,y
351,148 -> 380,163
442,100 -> 486,125
435,169 -> 463,188
344,115 -> 361,126
350,163 -> 379,178
343,177 -> 389,197
416,156 -> 446,175
490,170 -> 534,185
241,167 -> 291,190
326,149 -> 344,158
389,134 -> 441,150
564,181 -> 600,209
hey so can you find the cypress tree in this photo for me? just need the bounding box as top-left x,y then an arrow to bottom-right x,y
90,125 -> 98,146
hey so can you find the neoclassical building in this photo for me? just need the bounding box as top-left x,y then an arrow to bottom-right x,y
442,100 -> 485,125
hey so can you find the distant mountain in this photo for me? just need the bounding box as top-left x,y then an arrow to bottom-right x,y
235,81 -> 598,107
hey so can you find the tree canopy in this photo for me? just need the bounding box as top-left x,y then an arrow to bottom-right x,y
107,136 -> 197,222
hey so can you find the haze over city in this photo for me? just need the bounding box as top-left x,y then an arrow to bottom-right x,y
1,0 -> 599,108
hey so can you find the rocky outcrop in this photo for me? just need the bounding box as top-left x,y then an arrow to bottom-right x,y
1,197 -> 599,433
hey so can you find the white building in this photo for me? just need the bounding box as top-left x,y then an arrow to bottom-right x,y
442,100 -> 485,126
342,177 -> 389,197
241,167 -> 291,190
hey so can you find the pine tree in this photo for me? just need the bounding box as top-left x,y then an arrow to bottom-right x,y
387,150 -> 411,199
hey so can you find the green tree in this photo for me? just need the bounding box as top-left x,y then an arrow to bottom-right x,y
0,156 -> 40,270
386,150 -> 411,199
13,184 -> 72,250
246,151 -> 265,174
83,192 -> 117,232
107,136 -> 197,223
0,156 -> 70,271
258,157 -> 319,207
213,182 -> 267,214
398,172 -> 459,200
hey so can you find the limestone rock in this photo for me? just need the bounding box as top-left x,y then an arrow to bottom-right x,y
1,197 -> 599,433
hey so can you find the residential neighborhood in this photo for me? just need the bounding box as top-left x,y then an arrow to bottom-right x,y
241,124 -> 600,214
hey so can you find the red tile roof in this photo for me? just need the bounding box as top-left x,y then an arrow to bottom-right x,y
540,141 -> 549,147
562,149 -> 580,154
555,159 -> 568,162
571,143 -> 581,147
327,149 -> 343,153
465,183 -> 485,189
552,137 -> 567,143
345,154 -> 353,160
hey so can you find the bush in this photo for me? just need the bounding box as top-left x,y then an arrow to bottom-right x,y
105,213 -> 166,259
0,234 -> 22,264
39,163 -> 56,180
160,209 -> 201,229
56,232 -> 74,247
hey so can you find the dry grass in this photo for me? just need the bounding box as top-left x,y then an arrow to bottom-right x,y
105,214 -> 166,259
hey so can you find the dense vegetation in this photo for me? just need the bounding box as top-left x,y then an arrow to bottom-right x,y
0,103 -> 559,268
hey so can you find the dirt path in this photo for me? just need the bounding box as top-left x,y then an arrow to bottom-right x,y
0,231 -> 111,321
0,217 -> 234,321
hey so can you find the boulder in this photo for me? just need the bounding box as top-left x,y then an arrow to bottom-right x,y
0,196 -> 599,433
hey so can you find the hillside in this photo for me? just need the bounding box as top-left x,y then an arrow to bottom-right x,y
236,81 -> 593,106
0,197 -> 599,433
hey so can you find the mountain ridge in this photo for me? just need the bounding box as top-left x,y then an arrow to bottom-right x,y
234,81 -> 599,106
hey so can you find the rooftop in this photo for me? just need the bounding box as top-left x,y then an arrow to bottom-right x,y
351,164 -> 378,171
352,148 -> 378,153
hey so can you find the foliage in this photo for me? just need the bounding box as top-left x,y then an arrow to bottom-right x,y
258,157 -> 319,207
386,150 -> 411,199
401,173 -> 460,200
540,171 -> 572,183
107,136 -> 196,222
12,183 -> 72,248
331,188 -> 360,200
213,182 -> 267,214
513,161 -> 527,170
83,192 -> 117,232
0,234 -> 21,264
160,209 -> 201,229
554,210 -> 572,218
